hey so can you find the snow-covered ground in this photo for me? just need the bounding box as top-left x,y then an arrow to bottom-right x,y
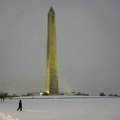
0,96 -> 120,120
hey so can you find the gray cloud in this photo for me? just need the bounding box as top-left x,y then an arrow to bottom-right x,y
0,0 -> 120,95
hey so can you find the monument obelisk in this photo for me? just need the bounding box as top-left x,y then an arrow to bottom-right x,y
45,7 -> 59,95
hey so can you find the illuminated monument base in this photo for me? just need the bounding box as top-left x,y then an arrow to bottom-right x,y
45,7 -> 59,95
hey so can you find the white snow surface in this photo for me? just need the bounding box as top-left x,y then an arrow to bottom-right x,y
0,96 -> 120,120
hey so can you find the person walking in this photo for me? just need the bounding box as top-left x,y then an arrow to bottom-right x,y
17,100 -> 22,111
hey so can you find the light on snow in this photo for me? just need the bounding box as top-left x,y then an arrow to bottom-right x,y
0,113 -> 19,120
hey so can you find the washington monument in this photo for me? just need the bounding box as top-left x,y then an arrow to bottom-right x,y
45,7 -> 59,95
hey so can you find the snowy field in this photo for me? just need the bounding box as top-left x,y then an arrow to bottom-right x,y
0,96 -> 120,120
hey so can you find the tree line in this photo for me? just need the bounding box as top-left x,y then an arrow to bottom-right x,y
0,91 -> 119,99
